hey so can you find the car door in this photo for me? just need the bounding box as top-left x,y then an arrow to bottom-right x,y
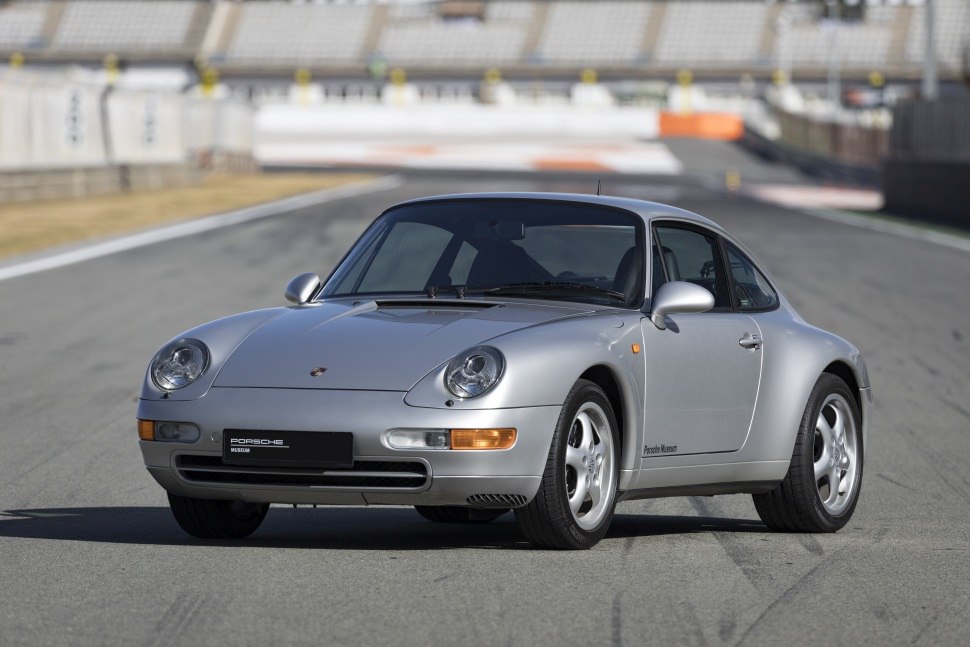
639,223 -> 764,457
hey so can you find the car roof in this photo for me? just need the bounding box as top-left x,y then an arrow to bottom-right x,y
390,192 -> 726,233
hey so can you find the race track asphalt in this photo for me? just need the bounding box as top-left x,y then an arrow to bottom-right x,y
1,168 -> 968,646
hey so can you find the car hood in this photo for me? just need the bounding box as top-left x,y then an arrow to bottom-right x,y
212,299 -> 593,391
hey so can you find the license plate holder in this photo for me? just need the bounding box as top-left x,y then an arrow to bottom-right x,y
223,430 -> 353,468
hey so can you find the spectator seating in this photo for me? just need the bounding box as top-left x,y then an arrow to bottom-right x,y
378,3 -> 529,66
226,4 -> 374,65
52,1 -> 195,52
654,1 -> 768,66
0,0 -> 964,80
906,0 -> 970,68
536,1 -> 650,65
0,2 -> 47,50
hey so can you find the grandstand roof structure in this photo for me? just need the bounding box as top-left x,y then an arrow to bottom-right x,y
0,0 -> 966,81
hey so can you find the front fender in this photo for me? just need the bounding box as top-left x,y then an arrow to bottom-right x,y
140,307 -> 289,401
404,311 -> 646,473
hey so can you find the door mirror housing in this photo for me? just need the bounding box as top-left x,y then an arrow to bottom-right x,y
285,272 -> 322,305
649,281 -> 715,329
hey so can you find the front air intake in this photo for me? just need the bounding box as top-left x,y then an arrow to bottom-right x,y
466,493 -> 528,509
176,455 -> 429,490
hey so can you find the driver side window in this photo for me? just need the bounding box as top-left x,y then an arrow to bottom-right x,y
654,225 -> 730,309
726,243 -> 778,310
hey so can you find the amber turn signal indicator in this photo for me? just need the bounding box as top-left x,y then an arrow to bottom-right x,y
631,343 -> 641,354
137,419 -> 155,441
450,428 -> 517,450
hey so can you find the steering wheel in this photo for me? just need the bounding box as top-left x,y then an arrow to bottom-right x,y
735,284 -> 755,308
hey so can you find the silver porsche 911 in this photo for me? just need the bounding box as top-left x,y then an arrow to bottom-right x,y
138,193 -> 871,549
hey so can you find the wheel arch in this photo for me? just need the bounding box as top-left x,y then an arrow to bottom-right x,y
578,364 -> 639,476
823,360 -> 862,422
822,358 -> 871,457
744,314 -> 870,467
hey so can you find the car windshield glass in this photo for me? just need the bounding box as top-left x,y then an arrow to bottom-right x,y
322,199 -> 644,308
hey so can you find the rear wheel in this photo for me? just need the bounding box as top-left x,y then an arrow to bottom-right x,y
414,506 -> 507,523
167,493 -> 269,539
515,379 -> 619,549
753,373 -> 863,532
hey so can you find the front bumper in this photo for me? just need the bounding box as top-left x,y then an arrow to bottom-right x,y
138,388 -> 560,507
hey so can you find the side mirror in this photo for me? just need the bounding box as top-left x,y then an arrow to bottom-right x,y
285,272 -> 322,305
649,281 -> 714,330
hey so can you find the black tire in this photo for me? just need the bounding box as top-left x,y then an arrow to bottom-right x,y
753,373 -> 864,533
515,379 -> 620,550
167,493 -> 269,539
414,506 -> 507,523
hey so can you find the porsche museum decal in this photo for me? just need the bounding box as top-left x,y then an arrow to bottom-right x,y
643,443 -> 678,456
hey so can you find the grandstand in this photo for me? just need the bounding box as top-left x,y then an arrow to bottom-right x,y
0,2 -> 46,51
378,2 -> 527,66
653,2 -> 770,68
536,1 -> 651,66
905,0 -> 970,68
52,1 -> 201,53
0,0 -> 209,61
0,0 -> 965,81
225,3 -> 374,66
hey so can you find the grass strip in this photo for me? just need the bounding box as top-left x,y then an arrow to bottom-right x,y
0,172 -> 374,259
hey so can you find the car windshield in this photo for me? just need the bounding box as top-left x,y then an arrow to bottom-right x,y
322,198 -> 645,308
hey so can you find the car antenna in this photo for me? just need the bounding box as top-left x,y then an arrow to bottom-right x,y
596,179 -> 602,196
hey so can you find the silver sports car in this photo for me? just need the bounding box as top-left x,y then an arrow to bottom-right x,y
138,193 -> 871,549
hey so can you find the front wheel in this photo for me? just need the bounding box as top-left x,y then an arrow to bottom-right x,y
753,373 -> 863,532
167,493 -> 269,539
516,379 -> 619,549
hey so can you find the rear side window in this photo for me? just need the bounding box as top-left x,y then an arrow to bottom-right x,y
654,225 -> 730,308
726,243 -> 778,311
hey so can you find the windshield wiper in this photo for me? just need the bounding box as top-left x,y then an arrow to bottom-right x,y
426,284 -> 466,299
481,282 -> 626,303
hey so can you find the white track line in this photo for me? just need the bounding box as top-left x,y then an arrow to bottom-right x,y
807,207 -> 970,254
0,174 -> 403,283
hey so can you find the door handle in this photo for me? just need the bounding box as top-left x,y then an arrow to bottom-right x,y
739,334 -> 762,350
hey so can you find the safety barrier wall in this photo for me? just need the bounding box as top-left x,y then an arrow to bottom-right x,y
774,109 -> 890,169
0,164 -> 200,202
883,159 -> 970,228
0,73 -> 107,168
883,97 -> 970,227
889,97 -> 970,163
184,98 -> 255,155
106,91 -> 186,164
0,69 -> 255,198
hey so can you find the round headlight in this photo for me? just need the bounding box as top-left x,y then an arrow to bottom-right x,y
444,346 -> 504,398
151,338 -> 210,391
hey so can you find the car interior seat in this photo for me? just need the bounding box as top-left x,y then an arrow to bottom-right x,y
613,246 -> 641,297
467,240 -> 531,287
662,247 -> 681,281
